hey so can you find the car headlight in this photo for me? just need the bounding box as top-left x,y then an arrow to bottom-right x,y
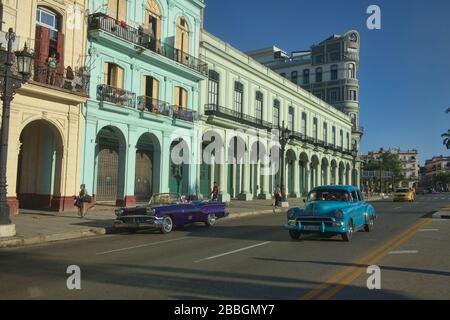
335,210 -> 344,219
288,219 -> 296,226
146,207 -> 155,215
115,208 -> 124,216
287,209 -> 294,219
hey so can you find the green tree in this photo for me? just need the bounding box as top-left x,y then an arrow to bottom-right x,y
362,151 -> 404,192
433,171 -> 450,191
443,108 -> 450,149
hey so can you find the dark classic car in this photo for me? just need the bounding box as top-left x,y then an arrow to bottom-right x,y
285,186 -> 377,242
114,193 -> 229,233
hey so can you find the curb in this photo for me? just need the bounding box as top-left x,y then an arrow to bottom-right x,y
432,211 -> 450,219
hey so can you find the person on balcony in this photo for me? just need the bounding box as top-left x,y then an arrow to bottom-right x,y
46,52 -> 58,85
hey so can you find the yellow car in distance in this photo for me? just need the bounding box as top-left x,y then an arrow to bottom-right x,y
393,187 -> 415,202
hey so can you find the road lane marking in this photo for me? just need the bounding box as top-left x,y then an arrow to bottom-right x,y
393,207 -> 402,210
388,250 -> 418,255
418,229 -> 439,232
195,241 -> 272,263
96,237 -> 189,255
300,218 -> 431,300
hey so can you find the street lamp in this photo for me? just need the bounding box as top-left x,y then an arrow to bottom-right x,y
278,120 -> 291,200
0,28 -> 34,237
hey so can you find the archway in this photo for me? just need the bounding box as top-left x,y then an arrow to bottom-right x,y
135,133 -> 161,202
321,158 -> 330,186
285,149 -> 297,197
299,152 -> 309,194
338,161 -> 345,185
310,155 -> 320,188
95,126 -> 126,202
169,138 -> 190,195
346,163 -> 351,185
227,136 -> 246,198
250,140 -> 268,198
16,120 -> 64,210
330,159 -> 338,185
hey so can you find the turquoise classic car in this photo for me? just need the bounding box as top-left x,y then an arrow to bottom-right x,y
285,185 -> 377,242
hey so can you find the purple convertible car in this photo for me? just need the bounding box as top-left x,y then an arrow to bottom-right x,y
114,193 -> 229,234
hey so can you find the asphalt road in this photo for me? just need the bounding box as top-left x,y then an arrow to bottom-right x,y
0,194 -> 449,300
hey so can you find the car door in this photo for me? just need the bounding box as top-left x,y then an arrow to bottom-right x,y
350,190 -> 365,229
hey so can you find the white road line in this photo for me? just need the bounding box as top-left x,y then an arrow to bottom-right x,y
195,241 -> 272,263
96,237 -> 189,255
389,250 -> 419,255
418,229 -> 439,232
393,206 -> 402,210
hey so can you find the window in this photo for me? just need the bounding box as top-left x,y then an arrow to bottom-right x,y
104,63 -> 124,88
303,69 -> 310,85
332,126 -> 336,146
315,67 -> 322,83
348,89 -> 357,101
348,63 -> 356,78
301,113 -> 307,135
330,65 -> 338,80
329,51 -> 340,62
291,71 -> 298,84
208,70 -> 220,106
146,0 -> 162,50
234,81 -> 244,114
315,54 -> 324,64
107,0 -> 127,21
142,76 -> 159,110
36,7 -> 59,37
340,129 -> 344,147
288,106 -> 294,131
313,118 -> 318,141
323,122 -> 328,142
174,86 -> 188,110
328,89 -> 339,103
255,91 -> 263,121
346,132 -> 350,150
350,113 -> 357,127
273,99 -> 280,127
176,16 -> 190,64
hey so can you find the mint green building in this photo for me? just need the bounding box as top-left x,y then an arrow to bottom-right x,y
82,0 -> 206,206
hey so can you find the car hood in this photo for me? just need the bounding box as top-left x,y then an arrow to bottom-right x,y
302,201 -> 350,216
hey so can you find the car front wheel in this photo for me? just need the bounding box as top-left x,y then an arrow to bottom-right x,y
160,216 -> 173,234
289,230 -> 301,240
342,220 -> 354,242
205,214 -> 217,227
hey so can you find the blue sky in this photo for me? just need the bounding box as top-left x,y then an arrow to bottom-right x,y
204,0 -> 450,165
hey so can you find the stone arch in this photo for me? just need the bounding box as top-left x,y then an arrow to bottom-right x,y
330,159 -> 338,185
321,157 -> 330,186
227,135 -> 247,198
16,119 -> 65,211
299,151 -> 309,194
346,162 -> 352,185
169,137 -> 191,194
310,154 -> 320,188
338,161 -> 346,185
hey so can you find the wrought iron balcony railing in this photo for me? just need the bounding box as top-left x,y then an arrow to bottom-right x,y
352,126 -> 364,134
204,104 -> 272,129
137,96 -> 172,117
33,64 -> 90,95
97,84 -> 136,108
173,106 -> 197,122
88,13 -> 208,76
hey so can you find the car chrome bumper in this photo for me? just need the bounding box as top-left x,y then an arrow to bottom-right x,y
114,216 -> 163,229
285,220 -> 346,233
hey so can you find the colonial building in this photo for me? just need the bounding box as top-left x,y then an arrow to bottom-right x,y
198,31 -> 359,201
424,155 -> 450,190
83,0 -> 206,206
362,148 -> 419,188
1,0 -> 89,215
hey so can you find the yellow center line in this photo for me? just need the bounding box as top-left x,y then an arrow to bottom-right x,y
300,218 -> 432,300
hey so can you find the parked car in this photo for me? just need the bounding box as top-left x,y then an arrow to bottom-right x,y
393,187 -> 415,202
114,193 -> 229,234
285,185 -> 377,242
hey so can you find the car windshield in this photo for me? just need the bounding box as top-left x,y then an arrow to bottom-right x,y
149,193 -> 180,205
396,188 -> 409,193
307,189 -> 352,202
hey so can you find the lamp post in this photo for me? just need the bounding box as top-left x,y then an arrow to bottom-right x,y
0,28 -> 34,237
278,120 -> 291,200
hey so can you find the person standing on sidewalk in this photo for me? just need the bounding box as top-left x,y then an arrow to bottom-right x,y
210,182 -> 219,201
75,184 -> 87,218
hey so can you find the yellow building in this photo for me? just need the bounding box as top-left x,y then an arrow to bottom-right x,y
1,0 -> 89,215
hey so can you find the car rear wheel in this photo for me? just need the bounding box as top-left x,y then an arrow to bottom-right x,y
289,230 -> 301,240
160,216 -> 173,234
364,216 -> 374,232
205,214 -> 217,227
342,220 -> 354,242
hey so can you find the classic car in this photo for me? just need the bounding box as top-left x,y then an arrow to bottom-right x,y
114,193 -> 229,234
285,185 -> 377,242
393,187 -> 415,202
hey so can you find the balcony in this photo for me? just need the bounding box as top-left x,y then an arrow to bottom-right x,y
173,106 -> 198,123
97,84 -> 136,108
32,64 -> 90,96
88,13 -> 208,76
137,96 -> 172,117
204,104 -> 272,129
352,126 -> 364,135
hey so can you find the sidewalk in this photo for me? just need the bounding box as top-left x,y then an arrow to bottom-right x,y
0,196 -> 383,249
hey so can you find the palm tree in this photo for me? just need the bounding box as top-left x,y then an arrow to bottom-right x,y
443,108 -> 450,149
